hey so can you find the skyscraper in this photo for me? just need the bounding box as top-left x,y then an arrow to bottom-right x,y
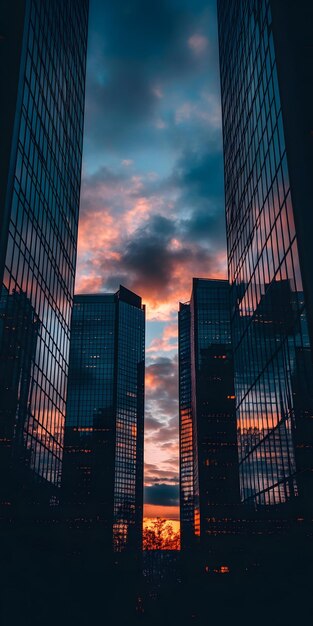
62,287 -> 145,553
0,0 -> 89,518
179,279 -> 240,565
217,0 -> 313,514
178,302 -> 194,550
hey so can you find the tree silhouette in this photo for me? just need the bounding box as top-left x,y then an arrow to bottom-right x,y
143,518 -> 180,550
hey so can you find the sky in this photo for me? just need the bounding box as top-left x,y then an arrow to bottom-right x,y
76,0 -> 227,523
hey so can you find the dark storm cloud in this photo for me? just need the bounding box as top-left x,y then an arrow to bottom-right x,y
120,215 -> 177,289
144,483 -> 179,506
104,274 -> 130,291
117,213 -> 217,299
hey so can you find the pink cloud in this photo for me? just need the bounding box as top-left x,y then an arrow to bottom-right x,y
147,323 -> 177,354
75,162 -> 227,320
144,462 -> 178,485
188,33 -> 209,56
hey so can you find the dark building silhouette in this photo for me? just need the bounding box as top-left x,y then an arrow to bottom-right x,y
218,0 -> 313,518
0,0 -> 89,519
179,279 -> 240,567
0,291 -> 40,515
178,302 -> 194,549
62,287 -> 145,553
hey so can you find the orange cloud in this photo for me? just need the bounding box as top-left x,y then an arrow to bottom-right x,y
77,209 -> 118,254
76,166 -> 227,318
145,368 -> 160,391
76,159 -> 227,509
147,323 -> 177,354
134,249 -> 227,321
76,275 -> 104,293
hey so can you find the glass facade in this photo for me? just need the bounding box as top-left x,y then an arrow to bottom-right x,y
62,287 -> 145,553
218,0 -> 313,509
178,303 -> 194,549
179,279 -> 240,550
0,0 -> 89,517
113,293 -> 145,552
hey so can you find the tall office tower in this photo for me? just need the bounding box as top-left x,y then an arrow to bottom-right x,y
179,279 -> 240,563
62,287 -> 145,553
0,1 -> 89,519
178,302 -> 194,550
217,1 -> 313,513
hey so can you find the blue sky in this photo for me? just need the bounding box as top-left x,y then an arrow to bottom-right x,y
76,0 -> 226,519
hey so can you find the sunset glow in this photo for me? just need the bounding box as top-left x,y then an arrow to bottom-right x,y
143,517 -> 180,550
143,517 -> 180,534
2,0 -> 311,623
77,0 -> 225,524
143,505 -> 180,521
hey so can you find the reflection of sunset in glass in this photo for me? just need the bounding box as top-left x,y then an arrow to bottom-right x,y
1,0 -> 312,623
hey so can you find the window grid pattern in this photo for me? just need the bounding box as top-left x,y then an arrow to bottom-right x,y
179,302 -> 194,549
218,0 -> 313,505
63,291 -> 145,553
191,280 -> 239,538
113,299 -> 145,552
0,0 -> 88,503
63,297 -> 116,523
179,280 -> 240,548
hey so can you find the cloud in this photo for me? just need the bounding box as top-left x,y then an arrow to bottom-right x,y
143,504 -> 180,521
77,0 -> 226,321
76,169 -> 227,320
85,60 -> 158,150
145,356 -> 178,420
78,0 -> 226,507
144,417 -> 163,433
188,33 -> 209,55
144,355 -> 180,496
144,462 -> 179,485
147,323 -> 177,354
84,0 -> 220,156
172,148 -> 224,204
144,483 -> 179,506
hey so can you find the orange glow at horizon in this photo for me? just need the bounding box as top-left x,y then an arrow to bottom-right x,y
76,179 -> 228,521
143,516 -> 180,550
143,517 -> 180,535
76,0 -> 230,528
143,503 -> 180,522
